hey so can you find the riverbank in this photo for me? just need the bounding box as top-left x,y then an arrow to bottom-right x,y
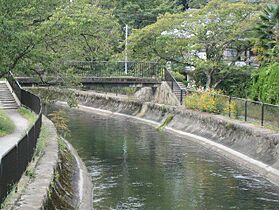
49,87 -> 279,187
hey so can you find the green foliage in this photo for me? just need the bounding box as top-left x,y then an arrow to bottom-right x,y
185,90 -> 236,114
250,62 -> 279,104
34,125 -> 49,157
214,66 -> 253,98
253,5 -> 279,64
0,0 -> 65,76
97,0 -> 184,29
171,71 -> 185,82
189,0 -> 207,8
0,0 -> 121,82
48,110 -> 70,137
157,114 -> 174,130
128,0 -> 259,90
0,110 -> 15,137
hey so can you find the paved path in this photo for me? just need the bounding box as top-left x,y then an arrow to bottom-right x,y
0,109 -> 29,159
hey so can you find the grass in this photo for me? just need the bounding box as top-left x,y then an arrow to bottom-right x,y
34,125 -> 49,157
0,110 -> 15,137
17,107 -> 37,125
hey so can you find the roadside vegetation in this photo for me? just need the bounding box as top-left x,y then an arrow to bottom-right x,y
0,110 -> 15,137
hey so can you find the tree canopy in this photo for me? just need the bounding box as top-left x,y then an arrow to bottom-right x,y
128,0 -> 260,89
0,0 -> 121,78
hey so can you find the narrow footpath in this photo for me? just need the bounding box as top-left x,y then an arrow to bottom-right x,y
0,109 -> 29,159
0,80 -> 28,159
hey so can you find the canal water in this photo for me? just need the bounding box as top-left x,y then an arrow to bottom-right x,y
60,108 -> 279,210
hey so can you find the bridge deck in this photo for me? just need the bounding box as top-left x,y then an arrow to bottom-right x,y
16,76 -> 161,87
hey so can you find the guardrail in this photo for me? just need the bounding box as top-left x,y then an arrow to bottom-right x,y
0,72 -> 42,204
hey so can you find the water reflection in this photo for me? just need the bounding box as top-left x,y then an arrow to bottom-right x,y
58,108 -> 279,210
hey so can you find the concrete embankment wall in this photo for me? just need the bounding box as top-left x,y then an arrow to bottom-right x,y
4,116 -> 92,210
70,89 -> 279,186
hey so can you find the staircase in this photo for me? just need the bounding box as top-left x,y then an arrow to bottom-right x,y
172,81 -> 187,101
0,81 -> 19,109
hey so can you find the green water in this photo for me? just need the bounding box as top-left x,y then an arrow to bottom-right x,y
63,108 -> 279,210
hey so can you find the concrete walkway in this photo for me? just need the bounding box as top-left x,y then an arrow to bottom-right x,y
0,109 -> 29,159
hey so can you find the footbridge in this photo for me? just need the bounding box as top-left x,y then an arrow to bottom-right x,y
16,61 -> 164,88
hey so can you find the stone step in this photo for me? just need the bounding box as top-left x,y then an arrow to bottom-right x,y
0,82 -> 19,110
0,107 -> 19,110
0,102 -> 18,104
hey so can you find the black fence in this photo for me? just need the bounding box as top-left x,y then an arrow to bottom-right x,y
186,90 -> 279,129
165,69 -> 279,129
0,72 -> 42,204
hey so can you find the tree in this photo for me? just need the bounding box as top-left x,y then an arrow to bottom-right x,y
0,0 -> 66,77
250,62 -> 279,104
188,0 -> 207,9
96,0 -> 184,29
253,5 -> 279,64
128,0 -> 260,90
0,0 -> 121,79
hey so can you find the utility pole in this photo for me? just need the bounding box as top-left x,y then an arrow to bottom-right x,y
125,24 -> 128,75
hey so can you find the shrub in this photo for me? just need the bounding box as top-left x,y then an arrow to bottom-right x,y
185,89 -> 233,114
224,101 -> 239,118
171,71 -> 185,82
250,63 -> 279,104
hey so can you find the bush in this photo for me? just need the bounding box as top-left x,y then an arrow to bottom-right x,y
171,71 -> 185,82
250,63 -> 279,104
185,89 -> 239,116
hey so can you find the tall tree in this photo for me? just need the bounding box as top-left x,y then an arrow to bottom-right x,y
253,5 -> 279,63
0,0 -> 121,78
0,0 -> 67,77
128,0 -> 259,89
96,0 -> 184,29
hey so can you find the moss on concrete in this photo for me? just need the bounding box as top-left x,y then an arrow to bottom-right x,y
157,114 -> 174,131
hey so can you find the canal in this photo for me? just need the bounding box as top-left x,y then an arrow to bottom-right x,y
59,107 -> 279,209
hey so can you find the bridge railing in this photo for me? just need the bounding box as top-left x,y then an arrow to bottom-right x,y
67,61 -> 164,79
0,72 -> 42,204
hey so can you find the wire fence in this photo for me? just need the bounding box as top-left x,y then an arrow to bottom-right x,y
0,72 -> 42,204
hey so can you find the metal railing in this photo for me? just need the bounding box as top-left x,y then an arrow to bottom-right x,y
0,72 -> 42,204
165,69 -> 186,104
185,90 -> 279,129
65,61 -> 164,79
164,69 -> 279,129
